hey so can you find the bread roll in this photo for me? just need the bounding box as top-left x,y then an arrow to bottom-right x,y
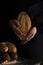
0,43 -> 8,52
7,43 -> 17,53
2,53 -> 11,61
10,53 -> 18,60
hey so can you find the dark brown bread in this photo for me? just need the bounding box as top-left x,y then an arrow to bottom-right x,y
2,53 -> 11,61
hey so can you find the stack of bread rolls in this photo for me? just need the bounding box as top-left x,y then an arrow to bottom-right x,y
0,42 -> 18,63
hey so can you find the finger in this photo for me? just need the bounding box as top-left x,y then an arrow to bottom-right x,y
22,27 -> 37,45
10,21 -> 26,40
9,20 -> 21,28
26,27 -> 37,40
14,20 -> 21,28
12,23 -> 23,39
9,20 -> 26,40
14,27 -> 22,40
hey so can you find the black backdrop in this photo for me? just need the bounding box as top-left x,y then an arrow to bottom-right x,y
0,0 -> 43,64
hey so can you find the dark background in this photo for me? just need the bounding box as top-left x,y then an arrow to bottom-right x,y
0,0 -> 43,64
0,0 -> 43,42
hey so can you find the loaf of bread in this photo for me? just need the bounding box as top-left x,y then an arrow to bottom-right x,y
17,11 -> 31,36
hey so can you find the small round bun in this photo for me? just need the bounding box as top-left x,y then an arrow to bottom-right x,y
7,43 -> 17,53
2,53 -> 11,61
10,53 -> 18,60
0,43 -> 8,52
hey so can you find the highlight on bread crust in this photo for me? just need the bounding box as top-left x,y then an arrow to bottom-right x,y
6,43 -> 17,53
